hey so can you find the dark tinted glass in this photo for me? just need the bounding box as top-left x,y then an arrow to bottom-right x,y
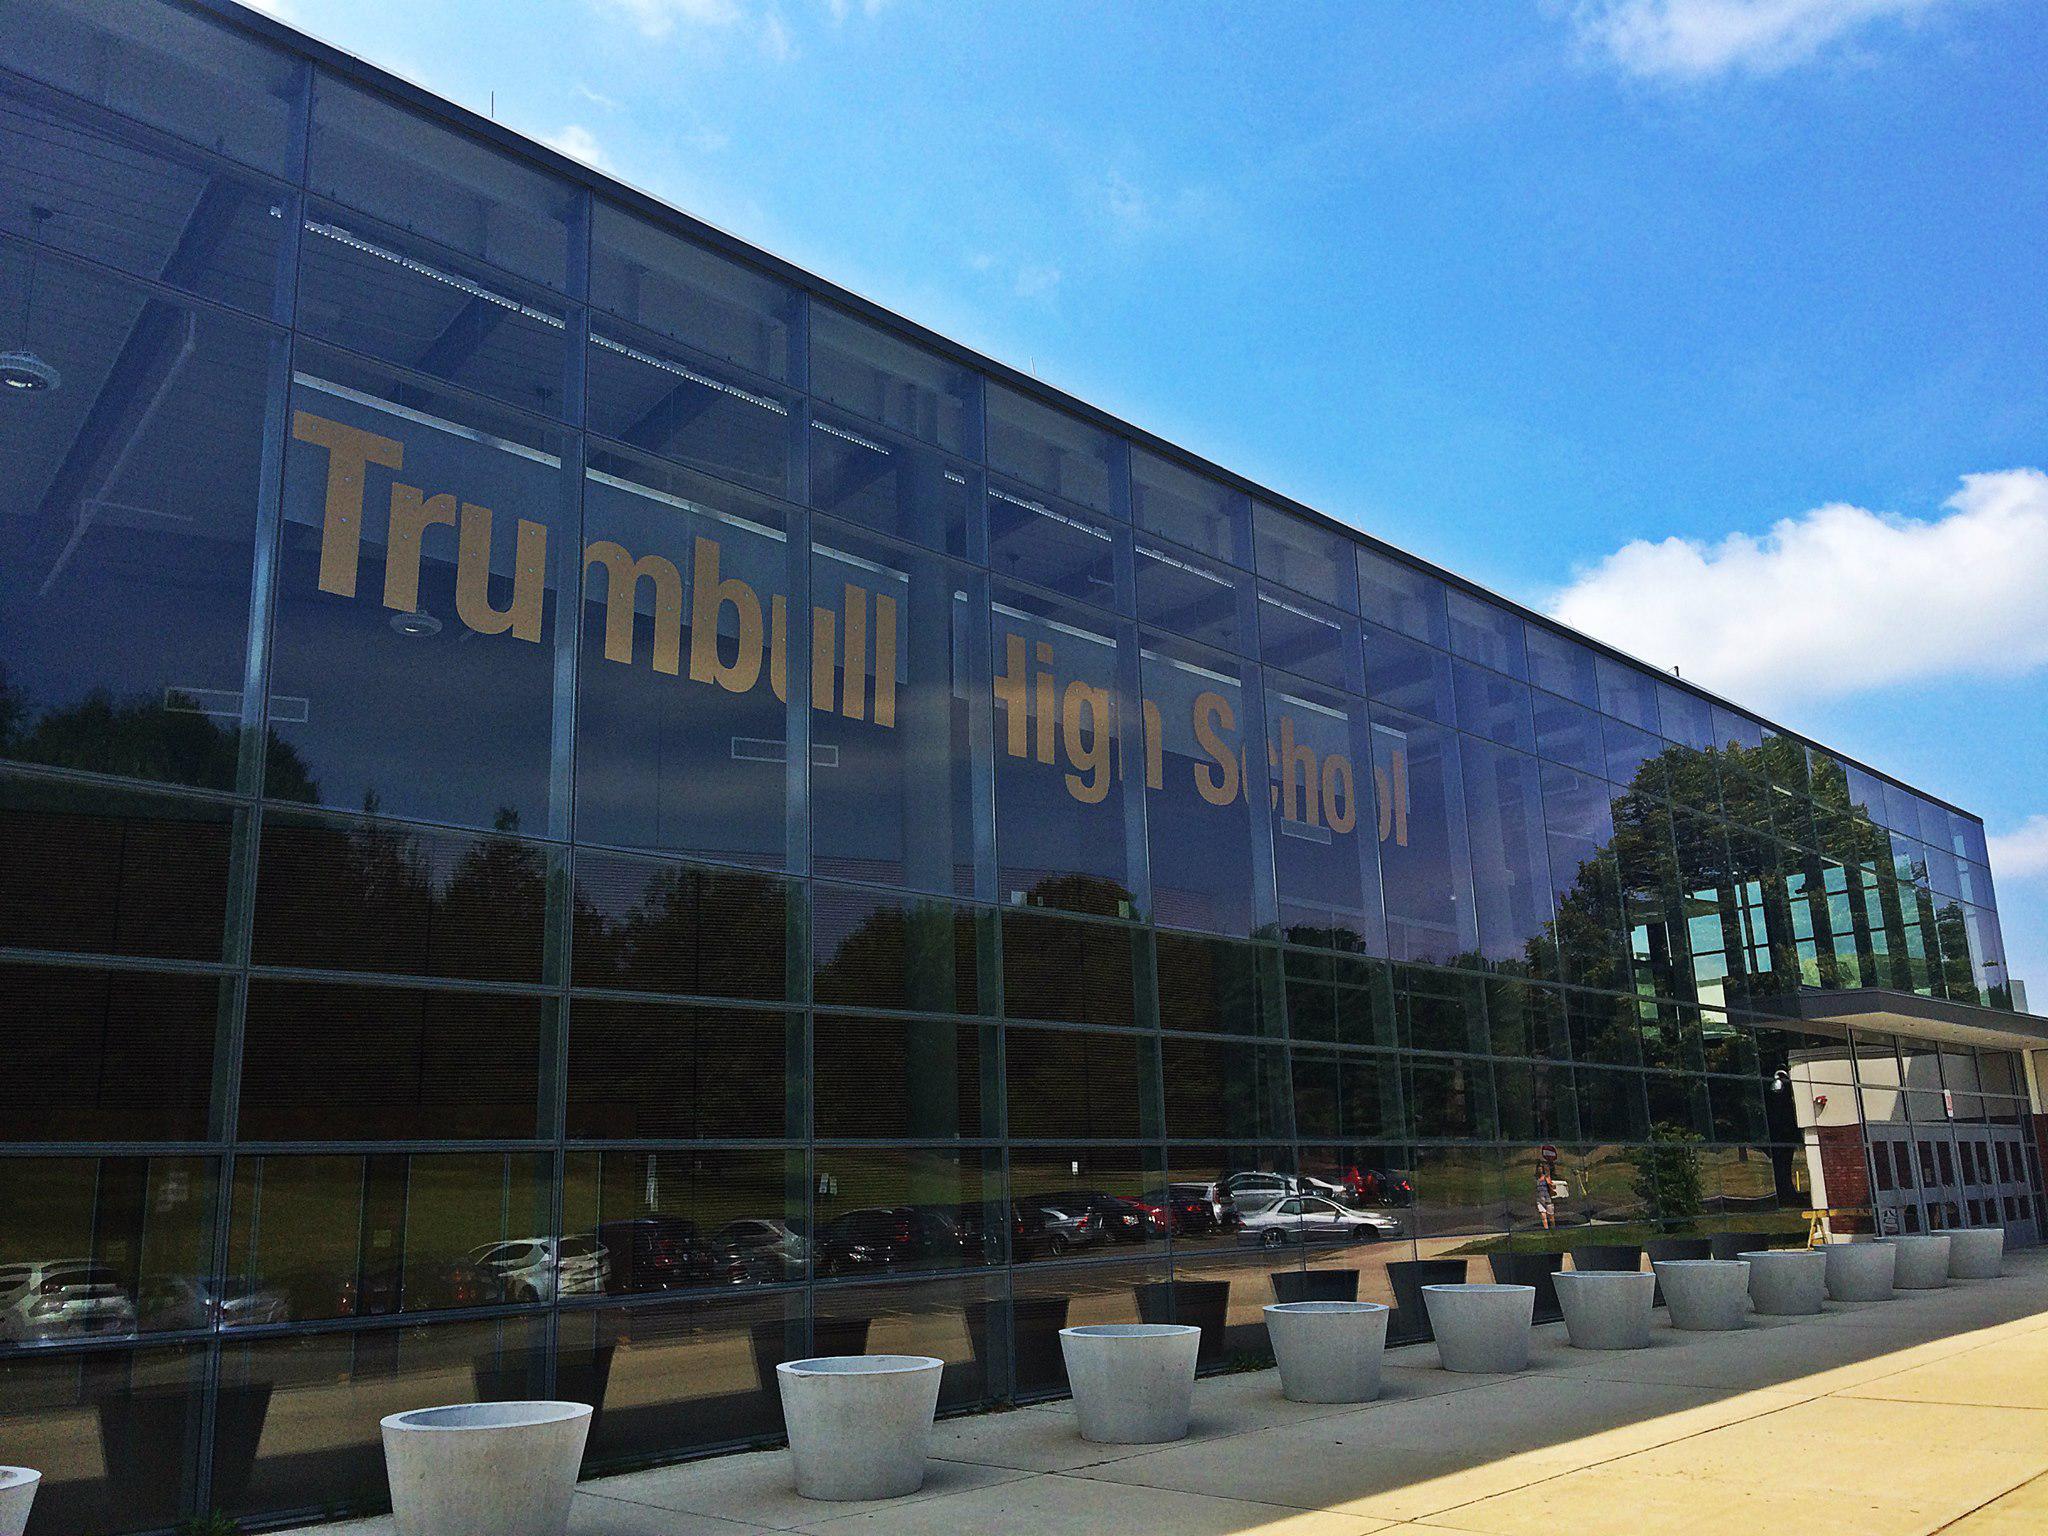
1362,621 -> 1453,723
1596,655 -> 1660,732
253,810 -> 551,984
812,883 -> 985,1015
0,777 -> 234,961
1001,909 -> 1137,1027
1253,504 -> 1356,611
987,483 -> 1120,608
1356,546 -> 1448,645
1007,1025 -> 1147,1139
308,75 -> 575,290
1525,626 -> 1599,707
239,981 -> 547,1140
1131,449 -> 1251,566
1155,934 -> 1280,1036
1135,541 -> 1252,653
567,1001 -> 794,1139
1144,643 -> 1259,936
572,852 -> 789,999
0,248 -> 274,790
589,203 -> 796,380
270,356 -> 565,831
811,409 -> 975,558
1258,588 -> 1358,690
1461,739 -> 1554,974
4,965 -> 220,1140
1161,1035 -> 1289,1140
1445,591 -> 1526,680
817,1015 -> 989,1139
1372,709 -> 1476,964
1266,680 -> 1385,953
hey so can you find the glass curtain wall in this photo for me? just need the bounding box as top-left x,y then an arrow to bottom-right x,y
0,4 -> 2027,1532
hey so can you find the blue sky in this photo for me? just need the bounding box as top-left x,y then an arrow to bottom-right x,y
249,0 -> 2048,990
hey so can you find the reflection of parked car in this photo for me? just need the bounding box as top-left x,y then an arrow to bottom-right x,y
1237,1196 -> 1401,1248
814,1207 -> 974,1276
595,1217 -> 749,1293
1035,1191 -> 1151,1243
0,1261 -> 137,1342
1034,1204 -> 1103,1255
1352,1168 -> 1415,1207
140,1276 -> 287,1330
714,1219 -> 808,1282
467,1238 -> 608,1303
1138,1187 -> 1226,1237
1219,1171 -> 1302,1207
339,1257 -> 505,1316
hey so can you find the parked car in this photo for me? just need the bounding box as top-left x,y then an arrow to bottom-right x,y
1033,1190 -> 1152,1243
714,1218 -> 808,1282
595,1216 -> 750,1293
466,1237 -> 608,1303
813,1206 -> 976,1276
139,1276 -> 288,1330
0,1261 -> 137,1342
1033,1202 -> 1104,1255
1218,1171 -> 1303,1208
1237,1195 -> 1402,1248
1138,1187 -> 1226,1237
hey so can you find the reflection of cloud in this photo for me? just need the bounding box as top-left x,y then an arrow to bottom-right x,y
1548,468 -> 2048,709
540,124 -> 615,173
1570,0 -> 1949,80
1990,816 -> 2048,880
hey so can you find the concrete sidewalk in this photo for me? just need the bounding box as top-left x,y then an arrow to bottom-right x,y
303,1251 -> 2048,1536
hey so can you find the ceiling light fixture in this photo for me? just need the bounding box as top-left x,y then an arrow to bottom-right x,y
390,611 -> 443,637
5,207 -> 59,395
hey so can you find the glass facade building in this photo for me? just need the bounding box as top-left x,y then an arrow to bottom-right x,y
1,3 -> 2042,1530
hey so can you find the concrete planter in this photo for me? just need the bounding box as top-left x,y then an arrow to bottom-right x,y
1387,1258 -> 1468,1340
1948,1227 -> 2006,1280
1740,1249 -> 1826,1316
1134,1280 -> 1231,1365
1422,1284 -> 1535,1373
1263,1302 -> 1390,1403
1554,1269 -> 1656,1350
1059,1324 -> 1201,1444
380,1401 -> 592,1536
1652,1260 -> 1751,1331
0,1468 -> 40,1536
1885,1234 -> 1952,1290
776,1355 -> 944,1501
1488,1251 -> 1565,1324
1822,1239 -> 1896,1302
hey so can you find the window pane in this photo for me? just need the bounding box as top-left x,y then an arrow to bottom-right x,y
0,248 -> 274,790
1008,1025 -> 1146,1139
569,1001 -> 793,1140
240,981 -> 546,1140
1258,588 -> 1358,690
297,202 -> 570,418
811,306 -> 979,457
1266,681 -> 1385,953
1596,655 -> 1660,732
309,74 -> 575,291
0,77 -> 289,317
808,1148 -> 998,1278
565,1149 -> 803,1291
5,966 -> 220,1141
253,809 -> 552,984
991,585 -> 1135,913
1001,909 -> 1137,1027
812,884 -> 986,1014
811,408 -> 975,558
1525,626 -> 1598,707
1144,642 -> 1259,936
1451,660 -> 1534,751
1357,546 -> 1447,645
1254,504 -> 1355,611
0,0 -> 298,174
818,1016 -> 990,1139
271,357 -> 565,831
575,446 -> 790,863
1362,621 -> 1454,724
811,526 -> 983,895
1131,449 -> 1250,567
572,852 -> 789,999
1162,1036 -> 1289,1140
1656,682 -> 1714,751
590,203 -> 796,381
987,385 -> 1123,517
1460,739 -> 1554,974
1372,709 -> 1476,964
586,319 -> 796,495
1157,933 -> 1281,1036
0,776 -> 234,962
1445,590 -> 1526,679
987,483 -> 1120,608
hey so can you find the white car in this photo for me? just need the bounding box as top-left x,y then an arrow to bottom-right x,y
1237,1196 -> 1402,1248
0,1260 -> 137,1342
467,1237 -> 607,1302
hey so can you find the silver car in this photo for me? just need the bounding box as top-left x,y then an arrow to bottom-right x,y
467,1237 -> 608,1302
0,1260 -> 137,1342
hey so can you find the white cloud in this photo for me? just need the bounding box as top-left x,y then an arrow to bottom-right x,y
233,0 -> 296,17
540,124 -> 615,173
596,0 -> 744,39
1547,468 -> 2048,710
1012,263 -> 1062,301
759,11 -> 796,60
1570,0 -> 1949,79
1990,816 -> 2048,880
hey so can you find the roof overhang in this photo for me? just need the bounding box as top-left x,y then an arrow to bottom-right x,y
1776,988 -> 2048,1053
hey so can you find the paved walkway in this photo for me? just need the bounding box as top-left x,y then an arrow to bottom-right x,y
305,1251 -> 2048,1536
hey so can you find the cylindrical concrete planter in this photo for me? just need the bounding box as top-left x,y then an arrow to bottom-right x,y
1885,1234 -> 1952,1290
776,1355 -> 944,1501
1422,1284 -> 1535,1373
1740,1249 -> 1826,1316
1263,1302 -> 1390,1403
1652,1260 -> 1751,1331
1554,1269 -> 1656,1350
1059,1324 -> 1201,1444
1823,1240 -> 1896,1302
1948,1227 -> 2006,1280
380,1401 -> 592,1536
0,1468 -> 40,1536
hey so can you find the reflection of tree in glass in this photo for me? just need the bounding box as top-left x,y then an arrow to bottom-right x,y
1631,1122 -> 1705,1228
